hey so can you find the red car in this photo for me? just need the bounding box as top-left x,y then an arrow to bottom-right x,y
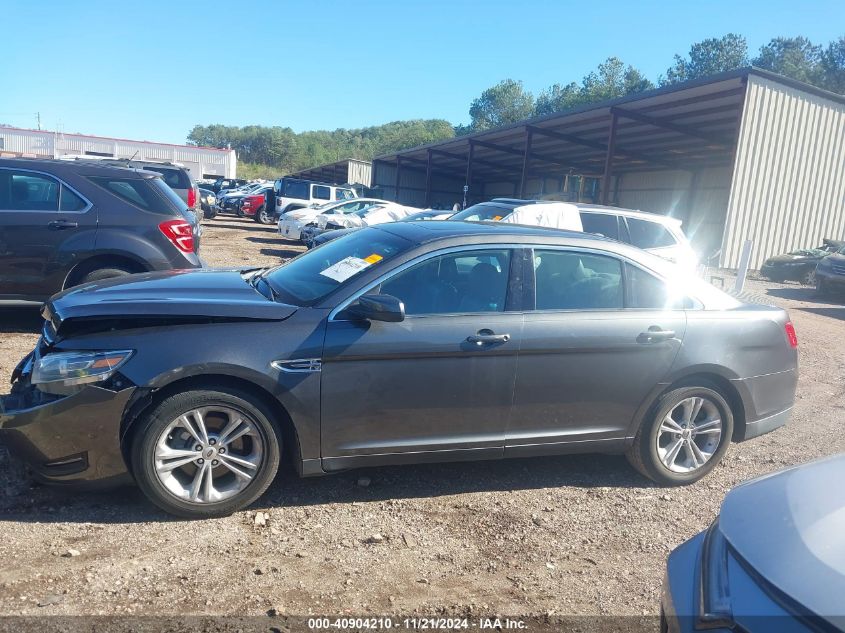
239,192 -> 274,224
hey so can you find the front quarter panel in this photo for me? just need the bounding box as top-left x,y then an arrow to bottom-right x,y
56,309 -> 328,462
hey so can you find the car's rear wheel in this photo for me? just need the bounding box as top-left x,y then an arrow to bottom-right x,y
255,206 -> 274,225
79,266 -> 134,285
130,388 -> 280,518
802,269 -> 816,286
627,385 -> 733,486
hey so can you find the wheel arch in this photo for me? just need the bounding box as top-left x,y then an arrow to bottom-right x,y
630,367 -> 747,443
64,252 -> 150,289
120,373 -> 303,476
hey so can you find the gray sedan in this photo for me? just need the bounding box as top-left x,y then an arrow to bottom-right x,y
0,222 -> 798,517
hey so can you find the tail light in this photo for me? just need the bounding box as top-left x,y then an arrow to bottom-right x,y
784,321 -> 798,348
159,219 -> 194,253
187,185 -> 197,209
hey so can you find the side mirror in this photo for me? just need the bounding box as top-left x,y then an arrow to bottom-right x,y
348,294 -> 405,323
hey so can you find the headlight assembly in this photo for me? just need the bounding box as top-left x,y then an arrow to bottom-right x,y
697,519 -> 733,629
32,350 -> 133,387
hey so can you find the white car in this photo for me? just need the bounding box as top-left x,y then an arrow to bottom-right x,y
278,198 -> 389,241
316,202 -> 419,230
454,199 -> 698,270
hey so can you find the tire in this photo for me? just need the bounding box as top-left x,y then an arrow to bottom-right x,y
78,266 -> 133,285
626,385 -> 733,486
255,206 -> 274,225
130,387 -> 281,518
801,269 -> 816,286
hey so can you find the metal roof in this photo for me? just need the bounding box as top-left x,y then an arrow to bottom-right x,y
374,67 -> 844,183
287,158 -> 370,185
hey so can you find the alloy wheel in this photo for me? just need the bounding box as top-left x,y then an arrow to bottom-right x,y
656,396 -> 722,473
259,208 -> 273,224
153,406 -> 264,504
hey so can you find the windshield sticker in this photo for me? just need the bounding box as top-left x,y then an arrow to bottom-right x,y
364,253 -> 383,264
319,256 -> 372,283
492,215 -> 503,221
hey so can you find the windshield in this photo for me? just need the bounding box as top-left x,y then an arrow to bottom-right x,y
265,228 -> 413,305
450,203 -> 512,222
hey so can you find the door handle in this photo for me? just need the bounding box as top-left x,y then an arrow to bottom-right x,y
466,329 -> 511,345
637,326 -> 676,344
47,220 -> 79,230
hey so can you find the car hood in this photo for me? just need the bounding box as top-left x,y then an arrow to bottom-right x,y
719,454 -> 845,622
43,269 -> 297,338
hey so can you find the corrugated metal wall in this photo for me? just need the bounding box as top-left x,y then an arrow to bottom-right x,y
373,161 -> 465,207
0,128 -> 237,179
723,76 -> 845,269
346,160 -> 373,187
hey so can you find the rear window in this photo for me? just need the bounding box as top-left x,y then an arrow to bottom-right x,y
313,185 -> 331,200
88,176 -> 182,215
625,217 -> 677,249
141,166 -> 191,190
282,179 -> 309,199
450,203 -> 512,222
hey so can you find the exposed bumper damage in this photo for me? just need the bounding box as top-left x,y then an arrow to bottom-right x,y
0,379 -> 135,487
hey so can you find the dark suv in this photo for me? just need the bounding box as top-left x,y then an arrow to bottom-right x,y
0,158 -> 202,305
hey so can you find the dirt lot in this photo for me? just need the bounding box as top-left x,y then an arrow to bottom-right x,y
1,216 -> 843,621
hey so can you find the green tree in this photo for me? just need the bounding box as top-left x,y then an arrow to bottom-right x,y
468,79 -> 535,131
535,82 -> 581,115
535,58 -> 653,116
820,36 -> 845,93
753,37 -> 822,84
662,34 -> 748,85
581,57 -> 653,102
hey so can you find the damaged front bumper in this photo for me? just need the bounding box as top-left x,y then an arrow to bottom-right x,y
0,353 -> 136,487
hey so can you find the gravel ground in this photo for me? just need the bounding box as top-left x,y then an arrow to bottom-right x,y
0,215 -> 843,621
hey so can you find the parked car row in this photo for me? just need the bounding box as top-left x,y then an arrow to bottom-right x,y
760,238 -> 845,290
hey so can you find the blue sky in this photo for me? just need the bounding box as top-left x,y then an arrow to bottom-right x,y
2,0 -> 843,144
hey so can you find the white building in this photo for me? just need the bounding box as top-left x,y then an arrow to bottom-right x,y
0,126 -> 237,180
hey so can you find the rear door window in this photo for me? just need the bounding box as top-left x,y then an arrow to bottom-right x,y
59,186 -> 87,211
625,217 -> 677,249
0,171 -> 59,211
335,188 -> 355,200
533,250 -> 623,310
625,264 -> 695,309
580,212 -> 619,239
313,185 -> 331,201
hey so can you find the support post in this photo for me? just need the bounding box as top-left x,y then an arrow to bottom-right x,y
424,149 -> 432,207
464,141 -> 474,203
600,112 -> 618,205
519,128 -> 533,198
394,157 -> 402,202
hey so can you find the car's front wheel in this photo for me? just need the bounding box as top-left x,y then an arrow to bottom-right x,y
627,385 -> 733,486
131,388 -> 281,518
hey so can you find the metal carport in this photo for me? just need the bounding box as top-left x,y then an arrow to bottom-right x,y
372,68 -> 845,269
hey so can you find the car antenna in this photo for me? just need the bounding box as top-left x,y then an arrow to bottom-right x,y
128,150 -> 139,161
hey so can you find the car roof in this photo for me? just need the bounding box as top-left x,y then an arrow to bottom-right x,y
490,198 -> 682,226
377,219 -> 603,243
0,157 -> 157,179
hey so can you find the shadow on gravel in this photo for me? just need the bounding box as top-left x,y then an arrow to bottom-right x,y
259,247 -> 302,259
246,236 -> 303,248
765,286 -> 844,305
0,452 -> 649,524
0,308 -> 42,334
799,306 -> 845,321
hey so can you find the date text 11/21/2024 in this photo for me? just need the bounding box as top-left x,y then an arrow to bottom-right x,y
306,617 -> 527,630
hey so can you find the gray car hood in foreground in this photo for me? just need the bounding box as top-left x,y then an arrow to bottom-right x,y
44,269 -> 297,337
719,454 -> 845,623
